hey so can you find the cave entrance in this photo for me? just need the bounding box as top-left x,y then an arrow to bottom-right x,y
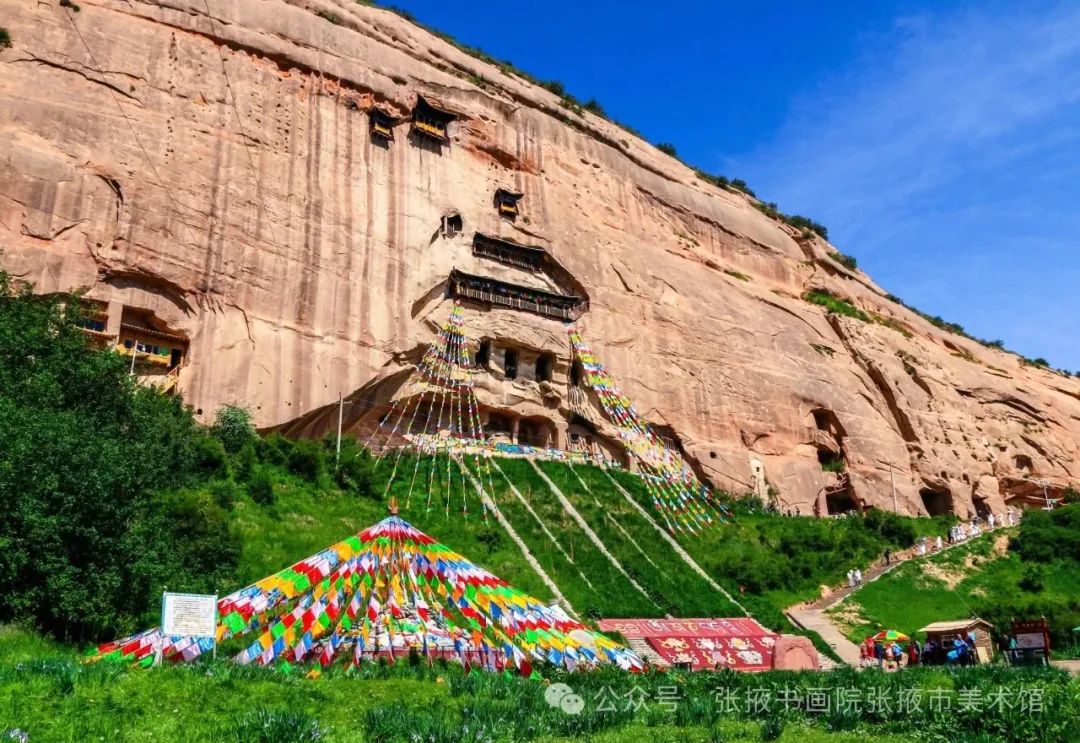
973,497 -> 992,519
818,448 -> 845,473
535,353 -> 554,383
826,490 -> 859,515
570,359 -> 584,387
920,488 -> 954,516
518,417 -> 553,448
475,339 -> 491,368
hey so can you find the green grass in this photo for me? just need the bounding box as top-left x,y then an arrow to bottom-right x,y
803,290 -> 871,322
4,623 -> 1077,742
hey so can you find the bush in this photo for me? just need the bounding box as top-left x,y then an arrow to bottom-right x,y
287,439 -> 326,482
316,9 -> 343,25
335,447 -> 375,497
192,435 -> 229,479
656,142 -> 677,156
233,439 -> 258,482
0,272 -> 239,639
248,466 -> 276,506
229,708 -> 327,743
212,404 -> 255,453
862,509 -> 917,548
0,28 -> 11,50
830,251 -> 857,270
257,433 -> 293,466
59,0 -> 81,10
802,289 -> 871,322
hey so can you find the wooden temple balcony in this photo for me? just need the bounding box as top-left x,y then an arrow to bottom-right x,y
494,188 -> 522,218
448,269 -> 586,321
410,95 -> 456,144
472,233 -> 547,272
368,106 -> 401,142
117,322 -> 188,370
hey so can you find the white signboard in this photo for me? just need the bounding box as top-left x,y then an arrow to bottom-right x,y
162,592 -> 217,638
1015,632 -> 1047,651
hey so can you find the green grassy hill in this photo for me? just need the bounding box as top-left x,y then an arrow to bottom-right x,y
223,444 -> 952,636
826,528 -> 1080,657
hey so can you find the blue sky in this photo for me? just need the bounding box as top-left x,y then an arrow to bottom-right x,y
390,1 -> 1080,371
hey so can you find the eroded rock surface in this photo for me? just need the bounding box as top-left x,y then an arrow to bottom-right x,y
2,0 -> 1078,516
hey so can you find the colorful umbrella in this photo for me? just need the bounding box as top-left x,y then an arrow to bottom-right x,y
872,630 -> 910,642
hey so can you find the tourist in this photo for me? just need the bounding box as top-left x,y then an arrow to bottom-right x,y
847,569 -> 855,588
988,513 -> 995,529
908,638 -> 921,667
874,639 -> 885,668
854,568 -> 863,585
1008,634 -> 1019,664
935,535 -> 943,551
884,549 -> 892,566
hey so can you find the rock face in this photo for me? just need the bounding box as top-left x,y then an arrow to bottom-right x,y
2,0 -> 1078,517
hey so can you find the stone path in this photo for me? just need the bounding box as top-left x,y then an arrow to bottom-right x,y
785,523 -> 1015,669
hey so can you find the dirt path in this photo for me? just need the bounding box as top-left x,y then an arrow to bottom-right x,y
785,523 -> 1016,668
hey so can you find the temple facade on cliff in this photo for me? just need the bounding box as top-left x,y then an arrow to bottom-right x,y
3,0 -> 1077,518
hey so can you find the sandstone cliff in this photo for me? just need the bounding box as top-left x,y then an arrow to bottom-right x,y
2,0 -> 1078,516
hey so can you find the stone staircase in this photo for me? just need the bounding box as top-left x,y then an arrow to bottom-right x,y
785,522 -> 1017,669
626,637 -> 668,667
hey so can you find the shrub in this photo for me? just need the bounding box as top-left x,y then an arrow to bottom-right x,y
59,0 -> 81,10
830,251 -> 857,270
316,9 -> 343,25
1019,564 -> 1046,593
209,479 -> 241,511
257,433 -> 293,466
0,28 -> 11,50
248,466 -> 276,506
336,447 -> 375,498
862,509 -> 917,548
729,178 -> 756,197
0,273 -> 244,639
802,289 -> 871,322
233,439 -> 258,482
192,435 -> 229,479
582,98 -> 605,116
287,439 -> 326,482
656,142 -> 677,157
212,404 -> 255,453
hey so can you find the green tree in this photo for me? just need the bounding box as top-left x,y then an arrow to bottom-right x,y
212,404 -> 255,453
0,274 -> 238,640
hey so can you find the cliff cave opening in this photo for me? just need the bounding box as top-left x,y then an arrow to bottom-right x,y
920,488 -> 954,516
825,490 -> 858,515
570,359 -> 584,387
441,212 -> 463,238
475,339 -> 490,368
1013,454 -> 1033,472
503,349 -> 518,380
817,448 -> 845,472
535,353 -> 554,383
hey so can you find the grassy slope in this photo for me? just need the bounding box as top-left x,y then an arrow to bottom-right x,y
0,627 -> 950,743
827,530 -> 1078,653
230,456 -> 950,634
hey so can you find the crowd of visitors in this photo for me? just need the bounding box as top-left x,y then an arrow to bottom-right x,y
860,631 -> 981,669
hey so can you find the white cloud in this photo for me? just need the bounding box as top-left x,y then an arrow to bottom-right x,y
734,3 -> 1080,368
